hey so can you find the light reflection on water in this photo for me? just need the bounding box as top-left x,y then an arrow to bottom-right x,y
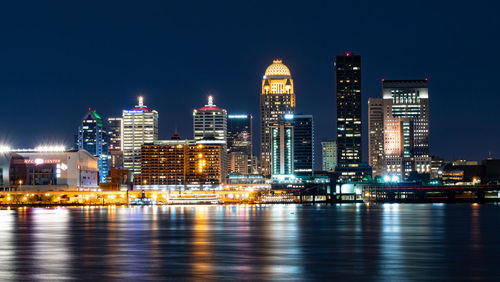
0,204 -> 499,280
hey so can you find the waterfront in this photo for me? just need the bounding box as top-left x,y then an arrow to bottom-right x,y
0,204 -> 499,281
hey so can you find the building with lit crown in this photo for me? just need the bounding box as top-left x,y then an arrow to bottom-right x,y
193,96 -> 227,142
335,53 -> 362,164
77,109 -> 110,183
260,59 -> 295,176
122,97 -> 158,177
382,80 -> 430,180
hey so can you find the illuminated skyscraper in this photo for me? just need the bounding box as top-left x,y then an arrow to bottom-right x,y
292,115 -> 314,175
107,117 -> 123,150
77,109 -> 107,156
227,114 -> 253,174
260,59 -> 295,175
382,80 -> 430,180
368,98 -> 384,177
270,118 -> 294,178
107,117 -> 123,169
77,109 -> 110,183
335,53 -> 362,164
122,96 -> 158,177
193,96 -> 227,142
321,140 -> 337,172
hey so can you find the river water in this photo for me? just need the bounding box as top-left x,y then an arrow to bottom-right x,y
0,204 -> 499,281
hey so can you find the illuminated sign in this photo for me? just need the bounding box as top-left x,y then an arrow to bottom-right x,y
23,159 -> 61,165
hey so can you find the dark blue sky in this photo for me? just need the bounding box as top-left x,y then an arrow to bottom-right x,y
1,1 -> 499,166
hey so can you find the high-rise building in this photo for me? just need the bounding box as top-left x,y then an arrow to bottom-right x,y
193,96 -> 227,142
270,120 -> 294,178
107,117 -> 123,150
321,140 -> 337,172
227,114 -> 253,174
107,117 -> 123,169
77,109 -> 107,156
335,53 -> 362,164
77,109 -> 110,183
292,114 -> 314,175
122,96 -> 158,177
368,98 -> 384,177
382,80 -> 430,180
260,59 -> 295,175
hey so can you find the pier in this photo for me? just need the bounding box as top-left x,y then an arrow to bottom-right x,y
362,184 -> 500,203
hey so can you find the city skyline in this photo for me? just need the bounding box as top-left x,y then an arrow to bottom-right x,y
1,2 -> 499,281
1,1 -> 499,165
1,56 -> 497,167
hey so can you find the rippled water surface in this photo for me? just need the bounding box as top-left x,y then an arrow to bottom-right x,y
0,204 -> 499,281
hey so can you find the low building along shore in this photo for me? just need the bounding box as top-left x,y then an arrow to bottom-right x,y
0,149 -> 99,191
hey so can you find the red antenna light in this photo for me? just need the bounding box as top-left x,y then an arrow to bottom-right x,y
381,78 -> 385,82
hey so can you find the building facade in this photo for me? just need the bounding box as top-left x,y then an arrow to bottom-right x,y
335,53 -> 362,164
335,163 -> 372,183
270,120 -> 294,178
260,59 -> 295,176
134,139 -> 224,188
0,149 -> 99,191
107,117 -> 124,169
382,80 -> 430,180
321,140 -> 337,172
227,114 -> 253,174
292,115 -> 314,175
122,97 -> 159,177
193,96 -> 227,142
77,109 -> 110,183
430,156 -> 444,180
368,98 -> 384,177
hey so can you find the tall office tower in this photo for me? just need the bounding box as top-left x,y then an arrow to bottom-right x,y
193,96 -> 227,141
382,80 -> 430,180
227,114 -> 253,174
260,59 -> 295,176
368,98 -> 384,177
292,114 -> 314,175
77,109 -> 110,183
270,120 -> 294,178
335,53 -> 362,164
107,117 -> 124,169
77,109 -> 106,155
321,140 -> 337,171
122,96 -> 159,177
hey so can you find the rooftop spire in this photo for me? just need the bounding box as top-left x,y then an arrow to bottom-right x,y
138,96 -> 144,106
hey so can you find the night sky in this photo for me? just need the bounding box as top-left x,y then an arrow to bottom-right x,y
1,1 -> 499,167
